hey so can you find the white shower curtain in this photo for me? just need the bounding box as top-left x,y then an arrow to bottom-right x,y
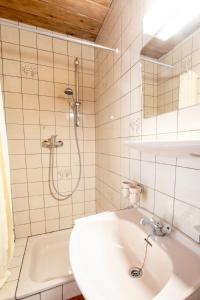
0,81 -> 14,288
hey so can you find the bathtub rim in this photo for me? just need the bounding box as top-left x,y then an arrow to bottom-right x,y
16,229 -> 74,299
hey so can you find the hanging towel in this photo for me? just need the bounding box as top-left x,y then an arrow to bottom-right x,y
179,70 -> 197,108
0,83 -> 14,289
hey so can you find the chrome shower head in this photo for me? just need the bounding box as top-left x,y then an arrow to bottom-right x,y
64,88 -> 73,96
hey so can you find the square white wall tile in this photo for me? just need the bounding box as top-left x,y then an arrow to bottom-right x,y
141,161 -> 155,189
157,111 -> 177,134
155,163 -> 176,197
177,157 -> 200,170
140,187 -> 154,212
178,104 -> 200,132
173,200 -> 200,242
154,191 -> 174,224
15,224 -> 31,238
175,167 -> 200,208
142,117 -> 156,136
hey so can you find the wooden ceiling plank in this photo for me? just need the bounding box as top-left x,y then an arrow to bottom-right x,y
0,0 -> 113,41
0,0 -> 101,34
91,0 -> 112,7
0,6 -> 96,41
41,0 -> 108,23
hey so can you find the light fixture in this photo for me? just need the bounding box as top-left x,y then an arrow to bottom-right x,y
143,0 -> 200,41
156,0 -> 200,41
143,0 -> 182,36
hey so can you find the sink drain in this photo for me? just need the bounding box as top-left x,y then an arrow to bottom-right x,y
129,267 -> 143,278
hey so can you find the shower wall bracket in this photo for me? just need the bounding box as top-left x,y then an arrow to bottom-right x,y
42,135 -> 63,149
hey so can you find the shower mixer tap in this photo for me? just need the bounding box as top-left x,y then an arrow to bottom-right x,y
42,135 -> 63,149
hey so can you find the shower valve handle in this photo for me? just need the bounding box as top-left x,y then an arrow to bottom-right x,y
42,135 -> 63,149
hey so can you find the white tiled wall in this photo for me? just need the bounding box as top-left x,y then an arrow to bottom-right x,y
95,0 -> 200,242
0,19 -> 96,238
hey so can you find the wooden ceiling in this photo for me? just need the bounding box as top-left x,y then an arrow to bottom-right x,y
0,0 -> 113,41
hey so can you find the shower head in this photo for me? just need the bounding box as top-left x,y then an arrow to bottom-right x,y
64,88 -> 73,96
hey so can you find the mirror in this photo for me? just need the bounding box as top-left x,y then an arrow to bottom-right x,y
141,15 -> 200,118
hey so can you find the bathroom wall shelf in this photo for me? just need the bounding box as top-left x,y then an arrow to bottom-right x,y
125,140 -> 200,157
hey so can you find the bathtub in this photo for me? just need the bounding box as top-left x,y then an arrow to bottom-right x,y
16,230 -> 74,299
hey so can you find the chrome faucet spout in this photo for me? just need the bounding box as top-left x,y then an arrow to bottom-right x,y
140,217 -> 172,236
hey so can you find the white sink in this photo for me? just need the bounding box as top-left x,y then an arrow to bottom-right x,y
69,209 -> 200,300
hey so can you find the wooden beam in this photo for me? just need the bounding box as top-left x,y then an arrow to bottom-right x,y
0,6 -> 96,41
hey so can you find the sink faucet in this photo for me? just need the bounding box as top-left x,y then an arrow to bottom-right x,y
140,217 -> 172,236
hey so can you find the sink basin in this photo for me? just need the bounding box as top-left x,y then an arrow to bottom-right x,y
69,209 -> 200,300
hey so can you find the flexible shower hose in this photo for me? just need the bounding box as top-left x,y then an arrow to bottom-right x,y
48,120 -> 82,201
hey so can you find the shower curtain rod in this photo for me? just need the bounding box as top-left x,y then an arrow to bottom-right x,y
0,19 -> 118,53
141,55 -> 174,69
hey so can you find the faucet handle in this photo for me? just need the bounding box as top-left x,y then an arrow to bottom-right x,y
140,216 -> 172,236
140,217 -> 147,225
150,217 -> 160,224
161,223 -> 172,234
